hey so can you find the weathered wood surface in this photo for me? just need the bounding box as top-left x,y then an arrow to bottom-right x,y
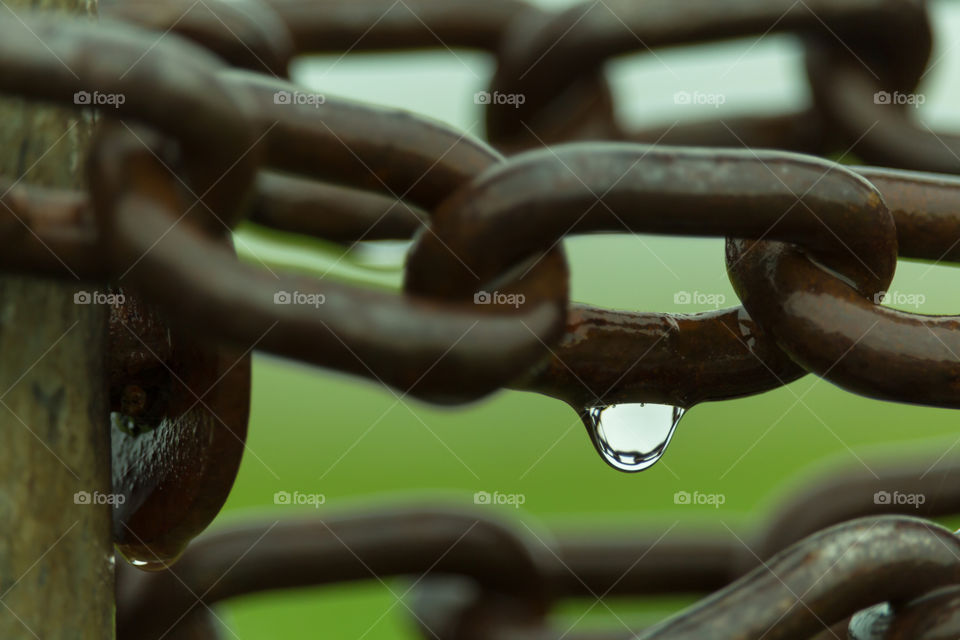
0,0 -> 114,637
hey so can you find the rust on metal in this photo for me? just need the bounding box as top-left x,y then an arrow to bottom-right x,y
103,0 -> 294,76
108,290 -> 250,569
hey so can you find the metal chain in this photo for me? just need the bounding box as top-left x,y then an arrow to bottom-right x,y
116,456 -> 960,640
3,4 -> 960,409
4,0 -> 960,638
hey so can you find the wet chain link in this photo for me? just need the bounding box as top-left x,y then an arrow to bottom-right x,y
4,0 -> 960,637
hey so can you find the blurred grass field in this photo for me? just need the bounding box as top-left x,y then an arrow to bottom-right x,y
207,3 -> 960,635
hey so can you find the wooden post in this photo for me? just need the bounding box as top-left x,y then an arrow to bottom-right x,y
0,0 -> 115,637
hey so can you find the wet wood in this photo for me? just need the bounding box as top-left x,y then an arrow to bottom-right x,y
0,0 -> 114,637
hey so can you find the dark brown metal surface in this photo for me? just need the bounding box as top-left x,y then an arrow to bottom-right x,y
103,0 -> 294,76
264,0 -> 527,54
116,508 -> 550,640
250,172 -> 427,242
485,0 -> 930,150
805,42 -> 959,175
727,163 -> 960,409
405,145 -> 896,409
0,15 -> 261,231
88,122 -> 568,405
849,587 -> 960,640
635,518 -> 960,640
234,72 -> 504,211
108,288 -> 250,569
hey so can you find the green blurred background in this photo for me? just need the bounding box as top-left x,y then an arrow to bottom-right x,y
210,1 -> 960,636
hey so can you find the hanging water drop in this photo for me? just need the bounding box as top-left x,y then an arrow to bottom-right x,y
118,543 -> 183,572
126,557 -> 170,572
580,403 -> 687,472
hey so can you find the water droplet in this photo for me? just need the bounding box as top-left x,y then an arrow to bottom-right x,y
117,544 -> 183,572
111,410 -> 161,437
127,558 -> 169,571
736,306 -> 758,350
580,403 -> 686,472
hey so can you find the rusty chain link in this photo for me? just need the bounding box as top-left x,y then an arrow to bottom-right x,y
4,0 -> 960,637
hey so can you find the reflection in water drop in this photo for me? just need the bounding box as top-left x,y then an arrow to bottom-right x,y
581,403 -> 687,472
111,411 -> 160,437
736,306 -> 757,350
119,543 -> 183,572
128,558 -> 169,571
